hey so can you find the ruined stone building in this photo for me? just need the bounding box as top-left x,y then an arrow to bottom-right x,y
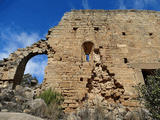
0,10 -> 160,112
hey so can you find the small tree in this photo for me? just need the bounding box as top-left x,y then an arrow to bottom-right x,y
138,69 -> 160,120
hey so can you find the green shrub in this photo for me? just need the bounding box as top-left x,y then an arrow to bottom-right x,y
37,88 -> 64,120
138,69 -> 160,120
38,88 -> 64,106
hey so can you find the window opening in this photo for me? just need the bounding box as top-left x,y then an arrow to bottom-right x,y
82,41 -> 94,62
86,54 -> 89,62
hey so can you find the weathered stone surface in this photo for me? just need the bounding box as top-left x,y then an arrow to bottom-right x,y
1,9 -> 160,112
0,112 -> 44,120
26,98 -> 47,116
66,97 -> 152,120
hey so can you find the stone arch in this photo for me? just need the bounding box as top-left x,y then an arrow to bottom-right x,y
0,40 -> 55,88
82,41 -> 94,62
13,52 -> 47,87
12,40 -> 55,87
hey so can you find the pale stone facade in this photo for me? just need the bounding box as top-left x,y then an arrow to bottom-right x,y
1,10 -> 160,112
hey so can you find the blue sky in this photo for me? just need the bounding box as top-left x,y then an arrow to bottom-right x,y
0,0 -> 160,83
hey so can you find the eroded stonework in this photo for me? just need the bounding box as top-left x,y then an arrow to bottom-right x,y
1,9 -> 160,112
0,40 -> 54,88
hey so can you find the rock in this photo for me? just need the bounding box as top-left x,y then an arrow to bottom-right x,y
15,85 -> 23,92
15,95 -> 26,103
27,98 -> 46,110
24,91 -> 33,99
1,109 -> 8,112
0,84 -> 44,116
31,79 -> 38,86
0,73 -> 3,79
23,109 -> 31,113
0,103 -> 2,110
0,112 -> 44,120
26,98 -> 47,117
0,89 -> 14,101
3,81 -> 10,88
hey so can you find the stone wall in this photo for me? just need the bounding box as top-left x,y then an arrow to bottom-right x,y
1,9 -> 160,112
0,40 -> 54,88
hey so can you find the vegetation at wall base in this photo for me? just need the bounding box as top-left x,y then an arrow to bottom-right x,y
37,88 -> 64,120
138,69 -> 160,120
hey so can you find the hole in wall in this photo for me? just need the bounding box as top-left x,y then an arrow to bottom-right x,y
59,57 -> 62,61
94,27 -> 99,31
122,32 -> 126,36
73,27 -> 78,31
124,58 -> 128,63
80,77 -> 83,81
149,33 -> 153,36
99,46 -> 103,49
94,48 -> 100,54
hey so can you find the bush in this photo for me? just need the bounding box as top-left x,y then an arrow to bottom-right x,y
73,103 -> 105,120
138,69 -> 160,120
37,88 -> 64,120
38,88 -> 64,106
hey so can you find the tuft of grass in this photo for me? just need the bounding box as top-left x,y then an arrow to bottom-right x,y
37,88 -> 64,120
38,88 -> 64,106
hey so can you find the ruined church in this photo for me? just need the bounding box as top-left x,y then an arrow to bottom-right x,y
0,10 -> 160,112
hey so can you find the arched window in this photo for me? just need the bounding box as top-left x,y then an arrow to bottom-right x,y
82,41 -> 94,62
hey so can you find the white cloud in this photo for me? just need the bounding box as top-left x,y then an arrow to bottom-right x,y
119,0 -> 127,9
0,53 -> 9,60
25,58 -> 47,76
0,27 -> 40,59
118,0 -> 159,10
82,0 -> 90,9
24,55 -> 48,83
69,2 -> 76,9
16,32 -> 39,47
134,0 -> 144,9
0,26 -> 47,83
133,0 -> 158,9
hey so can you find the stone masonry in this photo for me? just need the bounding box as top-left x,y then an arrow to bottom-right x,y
1,9 -> 160,112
